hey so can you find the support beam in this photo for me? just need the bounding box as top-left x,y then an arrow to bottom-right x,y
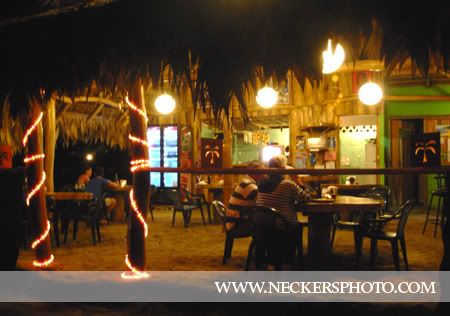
222,118 -> 233,208
44,98 -> 56,193
86,103 -> 105,123
125,79 -> 150,276
55,102 -> 73,124
25,98 -> 53,268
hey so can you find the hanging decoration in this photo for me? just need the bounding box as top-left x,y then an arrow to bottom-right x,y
23,110 -> 54,268
322,39 -> 345,74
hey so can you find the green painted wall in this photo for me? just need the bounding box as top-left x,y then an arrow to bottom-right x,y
383,84 -> 450,207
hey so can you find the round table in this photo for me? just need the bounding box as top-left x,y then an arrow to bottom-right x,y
302,195 -> 382,261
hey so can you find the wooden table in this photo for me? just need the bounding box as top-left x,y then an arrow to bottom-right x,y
302,195 -> 382,261
46,192 -> 93,201
319,184 -> 382,196
46,192 -> 93,246
107,185 -> 132,222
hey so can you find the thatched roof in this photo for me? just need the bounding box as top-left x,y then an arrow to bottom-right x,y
0,0 -> 449,120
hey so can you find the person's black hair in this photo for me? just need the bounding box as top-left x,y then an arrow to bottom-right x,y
80,165 -> 92,175
94,166 -> 104,177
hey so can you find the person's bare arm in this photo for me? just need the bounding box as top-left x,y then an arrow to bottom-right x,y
107,180 -> 120,190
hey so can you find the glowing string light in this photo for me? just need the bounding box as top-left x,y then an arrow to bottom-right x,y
121,254 -> 150,279
33,254 -> 55,268
31,220 -> 51,249
24,153 -> 45,164
130,159 -> 151,173
26,172 -> 46,206
22,112 -> 43,146
129,189 -> 148,237
128,134 -> 149,148
125,95 -> 148,123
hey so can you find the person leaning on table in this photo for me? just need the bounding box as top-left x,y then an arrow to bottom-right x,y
86,166 -> 120,222
256,155 -> 311,270
226,160 -> 266,236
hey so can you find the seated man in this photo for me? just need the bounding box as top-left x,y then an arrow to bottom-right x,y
86,166 -> 120,221
227,160 -> 265,236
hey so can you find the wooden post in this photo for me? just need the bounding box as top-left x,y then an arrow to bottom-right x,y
25,98 -> 53,268
441,172 -> 450,270
222,118 -> 233,207
44,97 -> 56,193
126,80 -> 150,274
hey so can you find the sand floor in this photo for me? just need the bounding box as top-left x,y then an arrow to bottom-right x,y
17,207 -> 443,271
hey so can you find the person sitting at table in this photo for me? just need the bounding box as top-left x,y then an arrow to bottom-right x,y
74,165 -> 92,190
256,155 -> 311,270
227,160 -> 265,236
86,166 -> 120,221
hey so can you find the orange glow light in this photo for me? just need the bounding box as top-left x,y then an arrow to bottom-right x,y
31,220 -> 51,249
121,254 -> 150,280
130,159 -> 151,173
24,153 -> 45,164
26,172 -> 46,206
33,254 -> 55,268
125,95 -> 148,122
129,189 -> 148,237
128,134 -> 149,148
22,112 -> 43,146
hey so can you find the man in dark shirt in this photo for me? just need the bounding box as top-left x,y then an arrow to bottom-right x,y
86,166 -> 120,219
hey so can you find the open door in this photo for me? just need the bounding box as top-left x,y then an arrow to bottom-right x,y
388,119 -> 423,206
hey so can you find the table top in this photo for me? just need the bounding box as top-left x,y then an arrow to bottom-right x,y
108,185 -> 132,192
46,192 -> 93,201
302,195 -> 382,214
196,184 -> 223,190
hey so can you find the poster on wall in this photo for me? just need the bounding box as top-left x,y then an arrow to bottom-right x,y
0,145 -> 12,168
201,138 -> 223,168
413,132 -> 441,167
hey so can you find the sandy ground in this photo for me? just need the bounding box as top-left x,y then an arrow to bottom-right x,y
17,207 -> 443,271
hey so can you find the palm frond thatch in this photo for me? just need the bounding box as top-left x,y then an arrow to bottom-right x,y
0,0 -> 449,119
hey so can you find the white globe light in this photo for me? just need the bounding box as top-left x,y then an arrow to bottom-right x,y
86,153 -> 93,161
154,94 -> 176,115
322,39 -> 345,74
256,87 -> 278,109
358,82 -> 383,106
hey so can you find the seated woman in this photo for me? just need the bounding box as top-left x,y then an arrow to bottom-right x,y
256,155 -> 310,270
74,166 -> 92,190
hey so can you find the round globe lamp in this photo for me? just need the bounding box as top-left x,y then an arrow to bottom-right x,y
358,82 -> 383,106
155,94 -> 176,115
256,87 -> 278,109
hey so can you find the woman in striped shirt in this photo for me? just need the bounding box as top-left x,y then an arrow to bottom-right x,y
256,155 -> 310,269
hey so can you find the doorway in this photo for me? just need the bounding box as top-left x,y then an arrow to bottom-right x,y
388,119 -> 425,206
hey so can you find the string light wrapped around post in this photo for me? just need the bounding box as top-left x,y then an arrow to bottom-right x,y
23,109 -> 54,268
122,87 -> 150,279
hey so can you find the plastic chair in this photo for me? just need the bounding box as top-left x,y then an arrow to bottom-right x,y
167,190 -> 206,228
181,185 -> 212,223
330,187 -> 385,250
212,200 -> 253,265
356,200 -> 415,271
423,175 -> 448,237
246,206 -> 303,271
360,186 -> 391,216
61,198 -> 102,245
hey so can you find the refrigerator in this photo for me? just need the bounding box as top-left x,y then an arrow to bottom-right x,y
147,125 -> 179,188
